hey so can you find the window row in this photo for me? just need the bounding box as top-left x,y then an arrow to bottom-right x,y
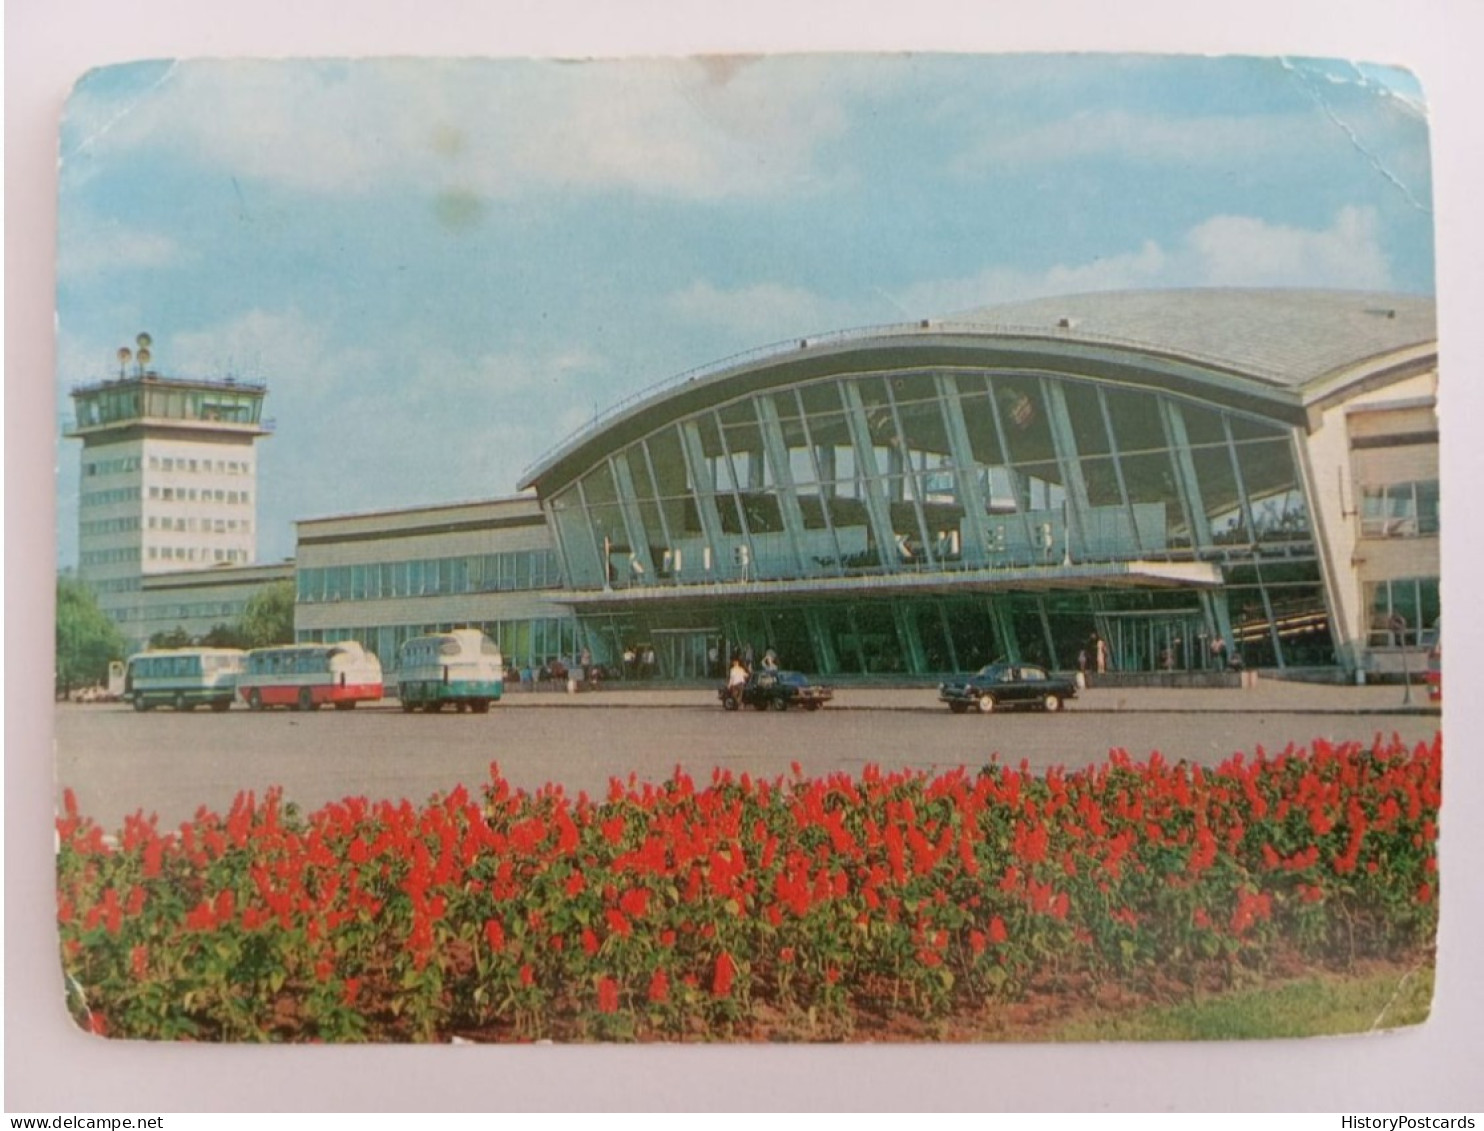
148,486 -> 252,504
147,600 -> 249,621
147,546 -> 249,564
80,487 -> 142,508
80,547 -> 139,566
1359,481 -> 1439,538
296,549 -> 563,604
81,516 -> 142,536
83,456 -> 142,477
146,515 -> 251,534
147,455 -> 252,475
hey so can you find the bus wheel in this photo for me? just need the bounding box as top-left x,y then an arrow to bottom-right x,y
334,701 -> 356,710
247,690 -> 263,711
401,699 -> 416,713
174,693 -> 189,712
472,700 -> 491,714
211,700 -> 230,713
297,687 -> 315,712
133,694 -> 148,712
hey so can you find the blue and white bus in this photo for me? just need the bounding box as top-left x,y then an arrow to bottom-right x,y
396,629 -> 504,713
124,648 -> 246,712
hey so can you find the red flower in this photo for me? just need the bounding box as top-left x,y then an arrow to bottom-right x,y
988,915 -> 1008,945
619,888 -> 650,919
519,964 -> 535,987
582,927 -> 600,956
343,978 -> 362,1005
713,951 -> 736,997
605,909 -> 632,938
565,872 -> 586,897
647,969 -> 669,1004
597,976 -> 619,1014
130,945 -> 149,979
483,918 -> 505,953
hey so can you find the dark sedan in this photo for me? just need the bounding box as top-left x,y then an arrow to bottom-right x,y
719,670 -> 833,712
938,663 -> 1077,714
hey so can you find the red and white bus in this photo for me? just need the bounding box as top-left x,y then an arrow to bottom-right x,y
238,641 -> 383,711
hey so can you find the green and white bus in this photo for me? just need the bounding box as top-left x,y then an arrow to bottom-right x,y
397,629 -> 504,713
124,648 -> 246,712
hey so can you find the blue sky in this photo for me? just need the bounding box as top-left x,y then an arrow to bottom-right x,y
54,53 -> 1435,567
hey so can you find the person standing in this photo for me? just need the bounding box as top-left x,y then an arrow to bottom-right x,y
1211,636 -> 1228,671
1095,635 -> 1109,674
727,655 -> 749,709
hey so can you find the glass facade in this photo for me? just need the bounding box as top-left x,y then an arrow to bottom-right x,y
71,377 -> 266,431
297,617 -> 581,675
541,367 -> 1333,675
296,549 -> 561,603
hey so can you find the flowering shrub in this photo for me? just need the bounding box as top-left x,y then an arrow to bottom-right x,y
56,733 -> 1441,1041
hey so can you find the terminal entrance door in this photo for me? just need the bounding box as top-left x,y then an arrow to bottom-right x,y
654,628 -> 723,681
1100,611 -> 1206,672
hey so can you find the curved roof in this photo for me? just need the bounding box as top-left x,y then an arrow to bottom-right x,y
520,288 -> 1436,494
948,289 -> 1435,388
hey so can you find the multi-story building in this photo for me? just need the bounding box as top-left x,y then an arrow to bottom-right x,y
65,341 -> 274,647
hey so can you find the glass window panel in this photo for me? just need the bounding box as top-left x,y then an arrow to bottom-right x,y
1191,445 -> 1242,541
798,380 -> 845,417
1417,480 -> 1440,534
1103,387 -> 1167,455
993,378 -> 1056,465
1180,403 -> 1228,448
1063,381 -> 1113,456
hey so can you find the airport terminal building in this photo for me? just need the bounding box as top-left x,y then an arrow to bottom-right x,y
512,289 -> 1438,680
74,289 -> 1438,681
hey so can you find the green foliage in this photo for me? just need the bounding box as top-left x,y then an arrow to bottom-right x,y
55,577 -> 126,698
237,580 -> 296,648
148,627 -> 194,650
199,623 -> 249,649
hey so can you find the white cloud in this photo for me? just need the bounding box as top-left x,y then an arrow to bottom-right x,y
1185,206 -> 1389,288
65,58 -> 859,202
894,207 -> 1391,317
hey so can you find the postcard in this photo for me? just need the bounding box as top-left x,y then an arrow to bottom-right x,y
53,53 -> 1441,1044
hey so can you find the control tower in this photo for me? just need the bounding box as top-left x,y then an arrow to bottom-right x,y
65,334 -> 272,626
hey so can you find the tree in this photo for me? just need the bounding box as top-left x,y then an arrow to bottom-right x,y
148,626 -> 193,650
199,622 -> 248,649
56,577 -> 127,699
237,580 -> 296,648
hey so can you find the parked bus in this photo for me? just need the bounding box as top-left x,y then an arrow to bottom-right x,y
397,629 -> 504,713
124,648 -> 246,712
238,641 -> 383,711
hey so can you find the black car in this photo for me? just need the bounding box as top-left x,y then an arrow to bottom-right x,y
719,670 -> 833,712
938,663 -> 1077,714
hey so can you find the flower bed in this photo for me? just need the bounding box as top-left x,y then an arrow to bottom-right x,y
56,733 -> 1441,1041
